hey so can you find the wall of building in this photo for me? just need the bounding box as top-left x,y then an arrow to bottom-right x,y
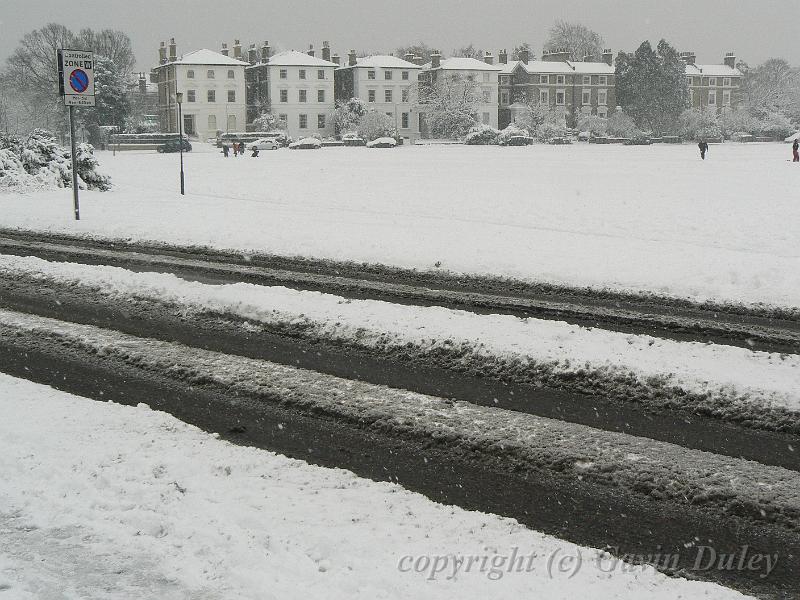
267,64 -> 336,138
176,64 -> 247,140
687,76 -> 741,113
348,66 -> 421,137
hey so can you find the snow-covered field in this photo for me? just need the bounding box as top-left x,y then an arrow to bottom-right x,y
1,142 -> 798,308
0,373 -> 754,599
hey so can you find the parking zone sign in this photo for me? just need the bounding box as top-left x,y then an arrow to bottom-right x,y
58,49 -> 95,107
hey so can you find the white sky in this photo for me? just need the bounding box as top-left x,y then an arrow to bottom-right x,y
1,0 -> 798,71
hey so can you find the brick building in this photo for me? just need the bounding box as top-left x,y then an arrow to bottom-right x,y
682,52 -> 743,113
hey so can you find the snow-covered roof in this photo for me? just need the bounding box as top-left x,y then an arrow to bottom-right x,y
339,55 -> 421,70
267,50 -> 337,67
422,57 -> 502,72
685,63 -> 742,77
163,49 -> 248,67
500,60 -> 612,75
567,61 -> 615,74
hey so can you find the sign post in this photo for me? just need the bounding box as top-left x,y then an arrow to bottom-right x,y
57,49 -> 95,221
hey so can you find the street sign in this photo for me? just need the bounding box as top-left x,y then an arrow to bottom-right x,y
58,49 -> 95,107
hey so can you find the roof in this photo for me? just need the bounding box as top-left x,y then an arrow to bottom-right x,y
266,49 -> 337,67
566,61 -> 615,74
158,49 -> 248,67
338,55 -> 421,70
685,63 -> 742,77
422,57 -> 502,72
500,60 -> 612,75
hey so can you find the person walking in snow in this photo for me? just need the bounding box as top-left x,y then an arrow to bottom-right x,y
222,143 -> 229,158
698,140 -> 709,160
251,146 -> 259,157
793,139 -> 799,162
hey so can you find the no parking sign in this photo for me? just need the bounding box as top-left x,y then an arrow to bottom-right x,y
58,49 -> 95,107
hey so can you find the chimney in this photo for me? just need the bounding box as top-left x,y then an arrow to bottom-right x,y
307,44 -> 315,58
602,48 -> 613,66
543,48 -> 570,62
322,41 -> 331,62
413,55 -> 423,66
168,38 -> 177,62
483,51 -> 494,65
138,72 -> 147,94
233,39 -> 242,60
261,41 -> 270,63
404,52 -> 414,63
158,41 -> 167,64
680,51 -> 696,66
221,42 -> 229,57
583,53 -> 593,62
499,49 -> 508,64
518,48 -> 529,64
431,50 -> 441,69
724,52 -> 736,69
348,49 -> 357,66
248,43 -> 257,65
332,54 -> 340,65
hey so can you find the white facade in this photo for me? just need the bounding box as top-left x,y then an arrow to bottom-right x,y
421,57 -> 502,129
155,49 -> 248,141
337,55 -> 422,139
261,50 -> 337,139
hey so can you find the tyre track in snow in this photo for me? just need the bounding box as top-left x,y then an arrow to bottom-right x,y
0,229 -> 798,355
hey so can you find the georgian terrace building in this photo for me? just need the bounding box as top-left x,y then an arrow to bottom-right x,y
681,51 -> 742,113
498,48 -> 615,129
152,39 -> 248,141
334,52 -> 423,140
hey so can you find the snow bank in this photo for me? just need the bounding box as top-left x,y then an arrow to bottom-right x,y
0,373 -> 754,599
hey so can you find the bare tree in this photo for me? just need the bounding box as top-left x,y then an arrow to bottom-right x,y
418,73 -> 480,138
453,43 -> 483,59
74,28 -> 136,76
739,58 -> 799,118
545,20 -> 604,61
394,42 -> 435,63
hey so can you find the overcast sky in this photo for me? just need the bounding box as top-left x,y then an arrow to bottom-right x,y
1,0 -> 797,71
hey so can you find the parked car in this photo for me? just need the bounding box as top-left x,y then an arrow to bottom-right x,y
342,133 -> 367,147
366,137 -> 397,148
250,138 -> 280,151
548,137 -> 572,145
156,139 -> 192,153
500,135 -> 534,146
288,137 -> 322,150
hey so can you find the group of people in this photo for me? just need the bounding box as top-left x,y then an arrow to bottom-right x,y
222,141 -> 259,158
697,138 -> 800,162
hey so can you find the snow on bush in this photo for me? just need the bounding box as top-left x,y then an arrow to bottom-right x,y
678,109 -> 722,141
0,129 -> 110,191
576,115 -> 607,137
496,123 -> 529,145
464,124 -> 500,145
357,111 -> 395,142
606,107 -> 641,138
534,121 -> 567,142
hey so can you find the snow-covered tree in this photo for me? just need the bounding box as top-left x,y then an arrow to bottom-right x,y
252,112 -> 286,132
496,123 -> 529,144
545,20 -> 604,61
418,73 -> 480,138
606,107 -> 640,138
453,44 -> 483,59
75,142 -> 111,190
577,114 -> 607,136
333,98 -> 368,136
512,42 -> 534,59
357,111 -> 395,141
739,58 -> 798,118
615,40 -> 688,134
464,124 -> 500,145
89,56 -> 130,130
757,111 -> 794,138
510,92 -> 567,134
394,43 -> 435,63
678,109 -> 722,141
719,108 -> 760,138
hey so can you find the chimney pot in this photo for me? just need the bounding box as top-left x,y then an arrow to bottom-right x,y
322,41 -> 331,62
158,41 -> 167,64
168,38 -> 177,62
724,52 -> 736,68
233,40 -> 242,59
431,51 -> 441,69
499,49 -> 508,64
348,49 -> 357,66
602,49 -> 613,66
248,44 -> 257,65
261,42 -> 270,63
483,51 -> 494,65
332,54 -> 340,65
404,52 -> 414,63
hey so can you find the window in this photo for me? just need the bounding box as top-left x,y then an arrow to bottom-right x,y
368,90 -> 376,102
583,75 -> 591,85
687,77 -> 693,86
227,114 -> 236,131
599,76 -> 608,85
598,89 -> 607,105
401,112 -> 409,128
187,70 -> 195,79
482,90 -> 491,103
689,89 -> 694,104
598,108 -> 607,118
723,90 -> 731,106
318,89 -> 325,102
709,77 -> 717,86
483,73 -> 490,83
280,69 -> 288,79
299,69 -> 306,79
318,69 -> 325,80
501,91 -> 509,105
318,114 -> 326,129
723,77 -> 731,87
187,89 -> 196,102
207,70 -> 215,79
556,90 -> 565,105
208,115 -> 216,131
385,89 -> 392,102
539,89 -> 549,103
386,112 -> 392,118
708,90 -> 716,105
299,90 -> 307,102
401,88 -> 409,102
402,71 -> 409,80
368,70 -> 376,79
482,112 -> 490,124
540,75 -> 549,84
278,114 -> 287,124
227,70 -> 235,79
556,75 -> 565,85
279,89 -> 288,102
385,70 -> 392,80
227,90 -> 236,102
582,89 -> 591,105
207,89 -> 215,102
299,114 -> 307,129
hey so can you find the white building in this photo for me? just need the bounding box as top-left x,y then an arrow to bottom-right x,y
153,40 -> 248,141
420,54 -> 502,131
334,53 -> 422,140
246,49 -> 338,139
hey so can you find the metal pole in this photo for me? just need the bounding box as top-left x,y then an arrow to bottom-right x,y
178,100 -> 185,195
68,105 -> 80,220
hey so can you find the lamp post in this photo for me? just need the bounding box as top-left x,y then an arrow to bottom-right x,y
176,91 -> 185,195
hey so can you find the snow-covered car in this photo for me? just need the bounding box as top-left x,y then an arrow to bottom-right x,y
342,133 -> 367,147
288,138 -> 322,150
250,138 -> 280,151
500,135 -> 534,147
366,137 -> 397,148
156,139 -> 192,153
